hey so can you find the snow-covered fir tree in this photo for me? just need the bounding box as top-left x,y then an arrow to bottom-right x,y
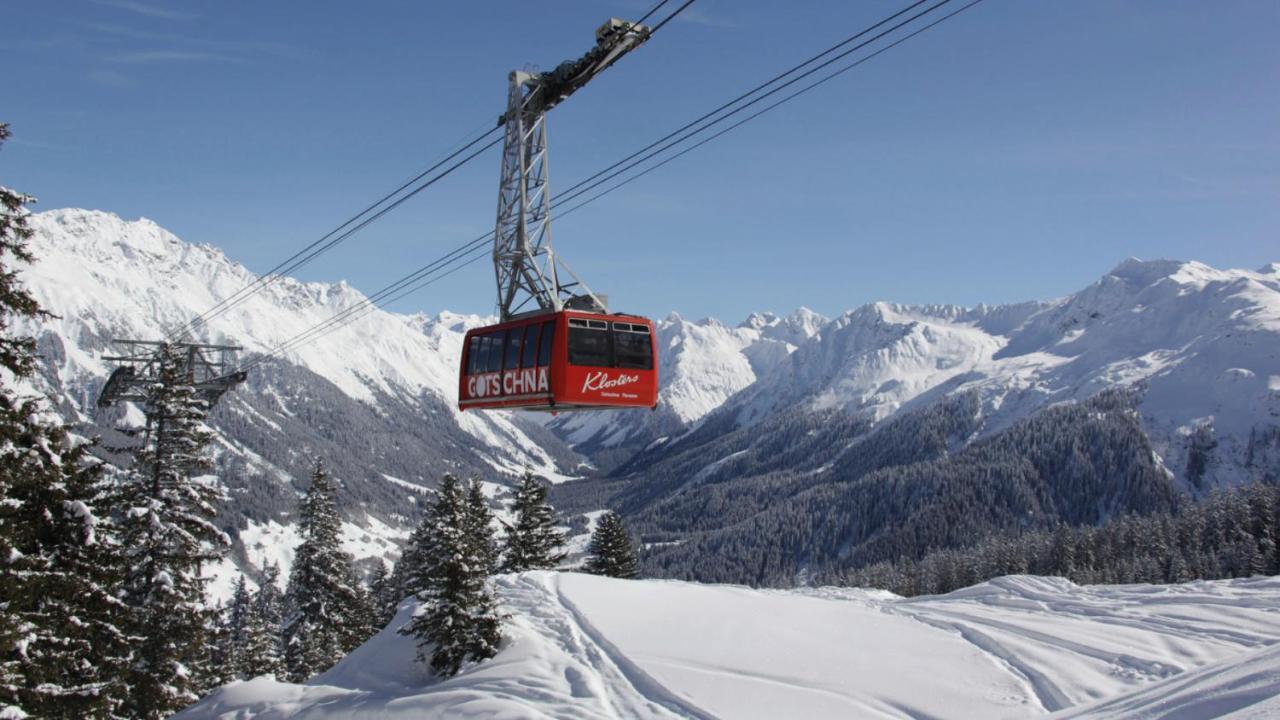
388,510 -> 435,613
283,459 -> 376,681
117,341 -> 228,719
217,575 -> 253,679
584,511 -> 638,579
400,474 -> 502,678
0,130 -> 131,718
241,564 -> 285,679
239,597 -> 285,679
0,396 -> 132,718
464,479 -> 499,577
368,561 -> 399,627
501,471 -> 567,573
202,600 -> 233,691
255,562 -> 285,633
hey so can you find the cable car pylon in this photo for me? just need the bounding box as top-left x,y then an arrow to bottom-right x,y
98,339 -> 247,411
460,17 -> 660,413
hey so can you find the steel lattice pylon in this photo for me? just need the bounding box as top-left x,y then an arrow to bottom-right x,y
494,72 -> 569,320
492,18 -> 651,322
97,340 -> 246,411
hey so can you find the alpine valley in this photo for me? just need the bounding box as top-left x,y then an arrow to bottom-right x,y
19,209 -> 1280,595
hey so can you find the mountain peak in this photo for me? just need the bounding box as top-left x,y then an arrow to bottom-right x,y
1106,257 -> 1190,285
738,311 -> 779,330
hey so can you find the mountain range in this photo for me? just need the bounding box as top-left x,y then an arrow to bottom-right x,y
17,208 -> 1279,592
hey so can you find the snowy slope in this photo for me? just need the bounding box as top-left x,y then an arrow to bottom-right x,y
1052,644 -> 1280,719
179,572 -> 1280,719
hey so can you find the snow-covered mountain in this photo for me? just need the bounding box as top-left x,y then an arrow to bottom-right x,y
691,259 -> 1280,491
23,208 -> 569,471
178,571 -> 1280,719
17,208 -> 1279,594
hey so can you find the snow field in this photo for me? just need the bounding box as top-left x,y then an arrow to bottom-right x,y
180,572 -> 1280,719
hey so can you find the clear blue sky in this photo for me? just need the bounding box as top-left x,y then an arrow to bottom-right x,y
3,1 -> 1276,322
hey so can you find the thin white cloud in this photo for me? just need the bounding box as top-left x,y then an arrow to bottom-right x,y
85,22 -> 306,61
91,0 -> 198,21
107,50 -> 242,64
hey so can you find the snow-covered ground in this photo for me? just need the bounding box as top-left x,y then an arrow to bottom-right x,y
179,573 -> 1280,719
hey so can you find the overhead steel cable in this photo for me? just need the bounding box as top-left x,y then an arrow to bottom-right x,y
167,124 -> 503,342
173,0 -> 688,346
551,0 -> 934,208
553,0 -> 957,210
636,0 -> 674,25
239,232 -> 494,372
556,0 -> 988,219
238,0 -> 984,369
649,0 -> 697,33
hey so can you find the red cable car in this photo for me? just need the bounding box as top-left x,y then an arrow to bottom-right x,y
458,310 -> 657,412
461,18 -> 659,413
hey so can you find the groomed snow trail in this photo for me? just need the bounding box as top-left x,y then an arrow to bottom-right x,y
180,573 -> 1280,720
504,573 -> 714,719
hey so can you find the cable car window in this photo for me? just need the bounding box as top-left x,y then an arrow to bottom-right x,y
521,325 -> 539,368
475,335 -> 489,374
467,336 -> 481,375
505,328 -> 523,370
486,331 -> 505,373
612,323 -> 654,370
568,320 -> 611,367
538,321 -> 555,366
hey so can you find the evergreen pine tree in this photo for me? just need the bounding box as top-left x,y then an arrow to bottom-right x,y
584,511 -> 638,579
282,459 -> 375,681
243,564 -> 285,679
368,561 -> 398,626
239,594 -> 285,680
0,124 -> 45,378
219,575 -> 253,679
201,601 -> 233,691
255,562 -> 285,633
117,341 -> 228,719
0,125 -> 131,718
501,471 -> 567,572
400,474 -> 502,678
389,510 -> 436,609
0,431 -> 132,718
464,479 -> 499,576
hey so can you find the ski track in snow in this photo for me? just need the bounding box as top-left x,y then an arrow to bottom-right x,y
181,573 -> 1280,720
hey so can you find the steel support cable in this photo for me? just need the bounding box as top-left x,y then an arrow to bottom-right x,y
554,0 -> 956,210
649,0 -> 697,34
168,126 -> 503,342
557,0 -> 988,220
240,240 -> 494,373
636,0 -> 674,24
235,0 -> 697,367
177,0 -> 685,345
240,232 -> 493,371
240,0 -> 983,368
552,0 -> 933,207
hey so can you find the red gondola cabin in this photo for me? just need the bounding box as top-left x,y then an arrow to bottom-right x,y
458,310 -> 658,412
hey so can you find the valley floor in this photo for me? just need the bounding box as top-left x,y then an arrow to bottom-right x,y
179,572 -> 1280,719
